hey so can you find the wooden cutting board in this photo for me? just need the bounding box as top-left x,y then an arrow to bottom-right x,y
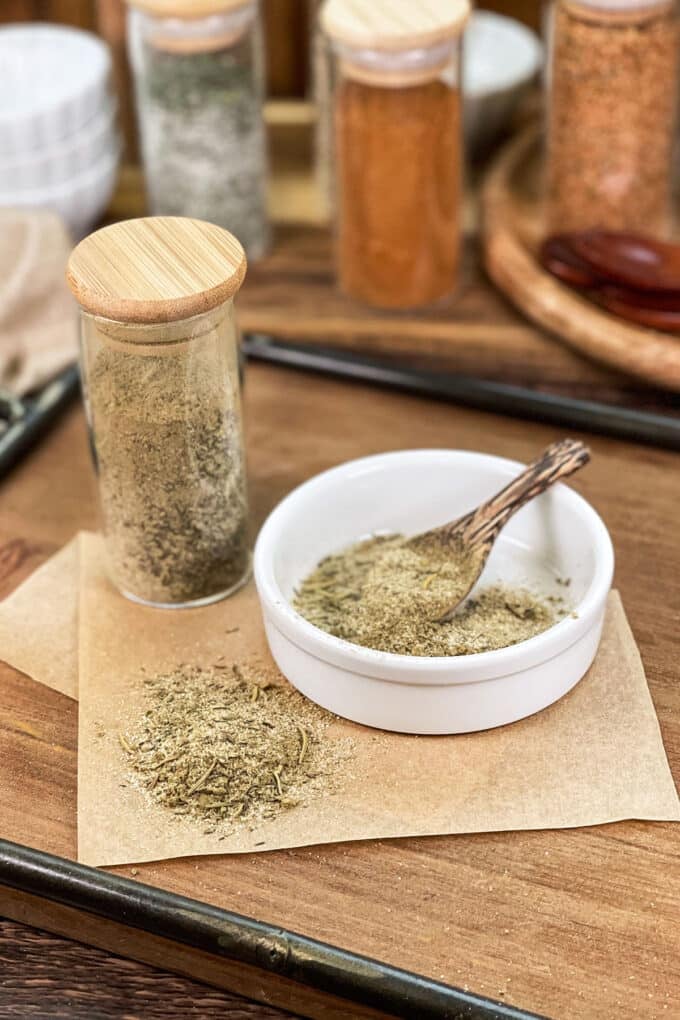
482,126 -> 680,393
1,364 -> 679,1020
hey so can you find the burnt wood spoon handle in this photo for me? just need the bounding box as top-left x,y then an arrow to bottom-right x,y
435,439 -> 591,552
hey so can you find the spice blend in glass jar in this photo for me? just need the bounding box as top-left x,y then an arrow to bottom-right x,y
321,0 -> 469,310
546,0 -> 680,236
67,217 -> 250,609
126,0 -> 269,259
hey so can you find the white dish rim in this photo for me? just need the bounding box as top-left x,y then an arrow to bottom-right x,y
253,449 -> 614,687
464,11 -> 543,98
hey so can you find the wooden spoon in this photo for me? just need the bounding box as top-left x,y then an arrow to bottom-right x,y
404,439 -> 591,622
598,284 -> 680,311
597,291 -> 680,333
539,236 -> 602,289
570,231 -> 680,294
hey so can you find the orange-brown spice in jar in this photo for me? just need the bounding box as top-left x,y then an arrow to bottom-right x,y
546,0 -> 680,236
334,76 -> 461,309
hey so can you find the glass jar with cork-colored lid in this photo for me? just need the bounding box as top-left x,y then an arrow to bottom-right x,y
67,216 -> 250,609
125,0 -> 270,259
321,0 -> 469,310
546,0 -> 680,236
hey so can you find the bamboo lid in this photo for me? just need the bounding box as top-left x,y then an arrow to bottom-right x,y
67,217 -> 247,325
125,0 -> 253,18
321,0 -> 469,51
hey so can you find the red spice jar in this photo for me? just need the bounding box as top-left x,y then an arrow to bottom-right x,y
321,0 -> 469,310
546,0 -> 680,237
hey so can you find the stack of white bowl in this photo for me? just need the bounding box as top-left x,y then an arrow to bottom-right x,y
0,23 -> 121,239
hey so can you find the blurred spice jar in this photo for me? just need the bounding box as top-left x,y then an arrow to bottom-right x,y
321,0 -> 470,310
125,0 -> 270,260
546,0 -> 680,237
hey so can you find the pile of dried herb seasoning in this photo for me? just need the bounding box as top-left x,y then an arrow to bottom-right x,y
132,25 -> 269,258
120,663 -> 351,832
88,337 -> 249,606
294,536 -> 561,657
360,534 -> 487,626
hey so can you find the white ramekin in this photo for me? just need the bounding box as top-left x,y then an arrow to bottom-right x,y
254,450 -> 614,735
0,98 -> 118,190
0,24 -> 112,156
464,12 -> 542,157
0,140 -> 121,239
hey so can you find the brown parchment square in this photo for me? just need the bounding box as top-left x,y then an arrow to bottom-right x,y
74,533 -> 679,867
0,534 -> 79,699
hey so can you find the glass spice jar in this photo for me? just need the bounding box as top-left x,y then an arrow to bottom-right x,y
67,217 -> 250,609
321,0 -> 469,310
546,0 -> 680,236
126,0 -> 270,260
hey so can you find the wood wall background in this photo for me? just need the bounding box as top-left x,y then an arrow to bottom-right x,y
2,0 -> 542,158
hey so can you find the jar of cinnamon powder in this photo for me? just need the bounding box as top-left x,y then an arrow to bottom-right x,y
67,217 -> 250,609
321,0 -> 469,310
546,0 -> 680,236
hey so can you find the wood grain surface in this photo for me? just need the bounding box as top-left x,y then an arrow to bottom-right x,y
0,363 -> 678,1020
0,918 -> 299,1019
237,224 -> 680,416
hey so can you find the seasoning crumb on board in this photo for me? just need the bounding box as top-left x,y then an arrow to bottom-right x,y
119,664 -> 353,834
294,535 -> 564,657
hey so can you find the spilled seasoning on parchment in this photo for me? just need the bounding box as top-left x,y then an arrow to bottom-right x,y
119,664 -> 353,833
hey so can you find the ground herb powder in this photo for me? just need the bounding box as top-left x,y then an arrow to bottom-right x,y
120,664 -> 352,832
87,334 -> 249,606
294,536 -> 558,657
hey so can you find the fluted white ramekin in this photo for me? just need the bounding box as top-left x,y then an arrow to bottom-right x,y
0,24 -> 111,156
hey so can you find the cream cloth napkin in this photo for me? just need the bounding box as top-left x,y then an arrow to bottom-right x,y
0,209 -> 78,395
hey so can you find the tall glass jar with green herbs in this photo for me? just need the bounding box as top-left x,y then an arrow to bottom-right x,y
126,0 -> 270,259
67,216 -> 251,610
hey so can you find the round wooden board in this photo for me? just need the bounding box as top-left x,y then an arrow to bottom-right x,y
481,125 -> 680,393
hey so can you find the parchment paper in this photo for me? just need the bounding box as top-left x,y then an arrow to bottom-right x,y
74,533 -> 679,867
0,534 -> 80,698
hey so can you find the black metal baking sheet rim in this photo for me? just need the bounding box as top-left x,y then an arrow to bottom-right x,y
0,838 -> 548,1020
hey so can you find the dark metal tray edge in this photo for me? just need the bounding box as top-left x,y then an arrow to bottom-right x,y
0,838 -> 546,1020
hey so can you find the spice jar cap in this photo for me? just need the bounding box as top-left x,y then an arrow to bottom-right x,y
321,0 -> 470,51
67,217 -> 247,325
124,0 -> 253,16
564,0 -> 670,9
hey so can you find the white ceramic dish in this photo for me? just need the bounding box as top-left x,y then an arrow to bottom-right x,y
0,98 -> 118,190
254,450 -> 614,735
0,24 -> 111,157
0,140 -> 121,239
464,12 -> 542,158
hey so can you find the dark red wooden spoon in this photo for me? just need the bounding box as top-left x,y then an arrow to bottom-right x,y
599,285 -> 680,311
570,231 -> 680,293
597,292 -> 680,332
539,235 -> 601,289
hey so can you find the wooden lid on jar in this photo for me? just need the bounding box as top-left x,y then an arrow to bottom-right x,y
125,0 -> 253,17
67,217 -> 247,325
321,0 -> 470,52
